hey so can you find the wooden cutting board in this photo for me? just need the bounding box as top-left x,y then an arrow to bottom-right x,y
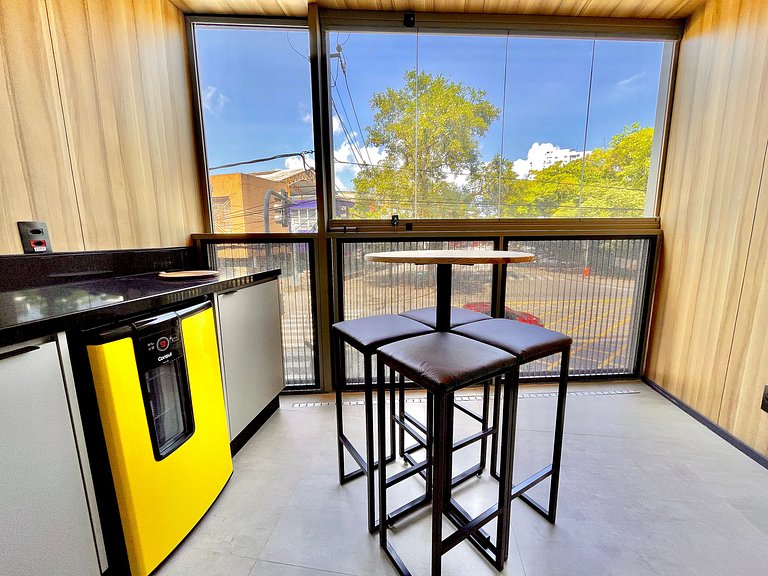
158,270 -> 220,279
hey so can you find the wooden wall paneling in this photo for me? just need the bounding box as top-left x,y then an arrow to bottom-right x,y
647,0 -> 768,426
0,0 -> 84,254
134,0 -> 204,246
718,4 -> 768,457
167,0 -> 707,19
46,0 -> 203,250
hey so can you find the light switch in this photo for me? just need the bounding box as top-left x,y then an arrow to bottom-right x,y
17,221 -> 52,254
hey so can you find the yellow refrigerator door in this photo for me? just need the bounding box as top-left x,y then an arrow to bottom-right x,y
88,306 -> 232,576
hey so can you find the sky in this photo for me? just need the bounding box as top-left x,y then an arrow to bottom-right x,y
195,25 -> 666,192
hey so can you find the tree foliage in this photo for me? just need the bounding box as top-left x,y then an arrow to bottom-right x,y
349,67 -> 653,219
469,124 -> 653,218
350,70 -> 499,219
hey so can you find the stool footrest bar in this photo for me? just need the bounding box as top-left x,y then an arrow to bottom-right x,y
445,498 -> 494,547
386,493 -> 432,527
403,411 -> 428,434
386,460 -> 430,488
339,433 -> 367,476
453,402 -> 482,422
442,501 -> 501,555
452,427 -> 494,451
510,465 -> 553,500
519,493 -> 551,521
392,415 -> 427,448
451,463 -> 484,488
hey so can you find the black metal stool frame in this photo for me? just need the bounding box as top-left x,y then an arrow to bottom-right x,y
334,332 -> 399,534
377,359 -> 521,576
398,379 -> 494,490
490,345 -> 570,523
334,329 -> 497,535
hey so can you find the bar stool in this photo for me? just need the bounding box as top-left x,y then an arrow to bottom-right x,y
398,306 -> 493,476
332,315 -> 432,533
376,332 -> 519,576
452,318 -> 572,522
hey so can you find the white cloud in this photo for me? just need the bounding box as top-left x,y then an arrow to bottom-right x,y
443,167 -> 468,187
284,155 -> 315,171
301,112 -> 312,124
608,72 -> 647,101
202,86 -> 229,116
332,136 -> 386,190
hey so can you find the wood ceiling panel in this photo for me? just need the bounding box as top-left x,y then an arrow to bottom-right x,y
167,0 -> 707,19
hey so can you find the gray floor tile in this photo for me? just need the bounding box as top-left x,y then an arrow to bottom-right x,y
161,381 -> 768,576
153,545 -> 256,576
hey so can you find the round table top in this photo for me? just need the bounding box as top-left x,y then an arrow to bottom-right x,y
364,249 -> 535,265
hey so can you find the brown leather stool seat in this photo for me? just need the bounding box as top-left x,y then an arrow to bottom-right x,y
453,318 -> 572,523
397,305 -> 494,470
375,333 -> 520,575
400,305 -> 490,329
452,318 -> 572,361
332,315 -> 432,534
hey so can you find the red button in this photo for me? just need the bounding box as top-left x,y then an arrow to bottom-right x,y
157,337 -> 170,351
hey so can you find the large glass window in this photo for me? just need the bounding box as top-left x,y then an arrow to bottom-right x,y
327,30 -> 671,221
193,23 -> 317,233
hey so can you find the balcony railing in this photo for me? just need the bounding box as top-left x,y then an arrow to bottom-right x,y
199,232 -> 656,390
204,240 -> 318,389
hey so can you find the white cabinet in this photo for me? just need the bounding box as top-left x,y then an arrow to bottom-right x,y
0,337 -> 103,576
217,279 -> 285,441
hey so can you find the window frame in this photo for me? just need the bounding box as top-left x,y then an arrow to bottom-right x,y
317,10 -> 682,229
185,15 -> 312,234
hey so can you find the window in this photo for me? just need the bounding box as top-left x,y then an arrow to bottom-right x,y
326,29 -> 672,221
192,22 -> 317,233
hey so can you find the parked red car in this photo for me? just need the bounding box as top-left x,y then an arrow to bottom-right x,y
462,302 -> 544,327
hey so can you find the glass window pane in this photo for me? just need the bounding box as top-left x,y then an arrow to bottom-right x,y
328,30 -> 670,222
414,34 -> 506,218
194,25 -> 316,233
581,40 -> 666,218
329,32 -> 417,219
500,37 -> 593,218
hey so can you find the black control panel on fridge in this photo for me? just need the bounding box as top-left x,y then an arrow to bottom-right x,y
136,320 -> 184,371
132,313 -> 195,461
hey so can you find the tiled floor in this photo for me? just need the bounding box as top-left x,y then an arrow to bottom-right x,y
155,381 -> 768,576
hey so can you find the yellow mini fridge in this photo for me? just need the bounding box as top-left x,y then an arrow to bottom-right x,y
87,301 -> 232,576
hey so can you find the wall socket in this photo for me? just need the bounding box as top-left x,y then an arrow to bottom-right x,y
762,385 -> 768,413
17,221 -> 52,254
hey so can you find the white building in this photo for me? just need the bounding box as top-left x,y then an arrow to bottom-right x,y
512,142 -> 591,179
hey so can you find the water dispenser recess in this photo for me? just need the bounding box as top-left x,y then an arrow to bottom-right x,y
17,221 -> 52,254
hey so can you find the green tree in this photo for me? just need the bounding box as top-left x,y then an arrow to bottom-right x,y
469,123 -> 653,218
350,70 -> 499,219
529,123 -> 653,218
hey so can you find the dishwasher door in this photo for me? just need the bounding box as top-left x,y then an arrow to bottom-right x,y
87,301 -> 232,576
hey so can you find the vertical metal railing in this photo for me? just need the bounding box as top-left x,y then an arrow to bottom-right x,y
197,233 -> 656,390
503,237 -> 653,378
203,240 -> 319,389
336,235 -> 655,384
337,238 -> 495,385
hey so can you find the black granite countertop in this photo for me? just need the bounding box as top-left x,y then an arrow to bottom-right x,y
0,269 -> 280,347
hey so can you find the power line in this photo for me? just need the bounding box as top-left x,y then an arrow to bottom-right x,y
286,32 -> 308,61
340,60 -> 373,165
209,151 -> 313,171
331,99 -> 366,165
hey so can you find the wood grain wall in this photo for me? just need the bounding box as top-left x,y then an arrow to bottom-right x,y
169,0 -> 706,19
0,0 -> 203,254
646,0 -> 768,456
0,0 -> 84,252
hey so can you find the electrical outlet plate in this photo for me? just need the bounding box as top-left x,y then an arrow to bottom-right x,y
17,221 -> 52,254
761,385 -> 768,413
